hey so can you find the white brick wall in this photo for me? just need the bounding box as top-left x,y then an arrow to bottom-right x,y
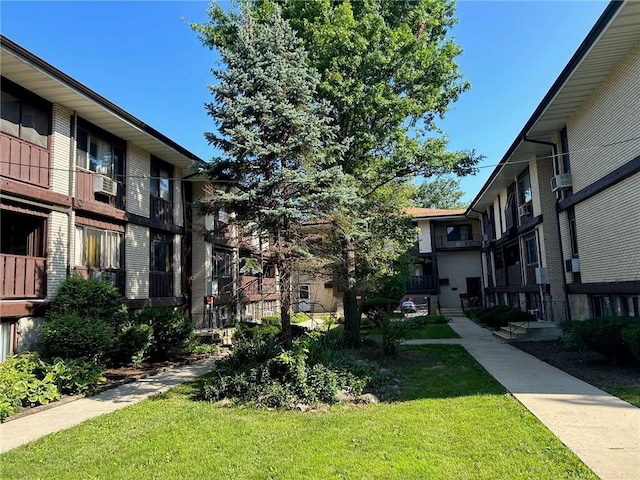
417,220 -> 432,253
191,209 -> 209,322
126,143 -> 150,217
173,167 -> 183,227
567,44 -> 640,190
50,105 -> 72,196
576,173 -> 640,283
47,211 -> 69,297
125,224 -> 149,299
173,234 -> 182,297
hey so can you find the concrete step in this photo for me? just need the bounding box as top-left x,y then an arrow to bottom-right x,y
493,322 -> 562,342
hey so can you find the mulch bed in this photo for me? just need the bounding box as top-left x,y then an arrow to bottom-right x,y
512,340 -> 640,390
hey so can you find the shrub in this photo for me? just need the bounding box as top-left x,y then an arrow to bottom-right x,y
563,316 -> 640,364
49,357 -> 105,395
49,276 -> 127,330
621,326 -> 640,363
116,323 -> 153,365
376,315 -> 408,355
495,309 -> 536,326
42,314 -> 116,361
201,330 -> 378,409
476,305 -> 513,329
0,353 -> 59,421
133,307 -> 194,360
260,315 -> 281,327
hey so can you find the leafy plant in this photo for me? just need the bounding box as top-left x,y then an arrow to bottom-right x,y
117,323 -> 153,365
133,307 -> 194,361
49,357 -> 105,395
621,325 -> 640,363
376,315 -> 409,355
41,314 -> 116,361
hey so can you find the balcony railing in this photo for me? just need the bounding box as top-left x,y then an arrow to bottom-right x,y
0,132 -> 50,188
150,271 -> 173,298
434,235 -> 482,249
406,275 -> 436,292
494,268 -> 506,287
75,168 -> 125,211
1,254 -> 47,299
240,275 -> 278,302
507,265 -> 522,287
150,196 -> 173,225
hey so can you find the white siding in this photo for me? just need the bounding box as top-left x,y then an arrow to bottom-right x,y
50,104 -> 72,196
437,250 -> 482,309
47,210 -> 69,297
416,220 -> 432,253
126,142 -> 150,217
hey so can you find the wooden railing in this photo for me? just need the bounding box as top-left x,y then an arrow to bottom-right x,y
1,254 -> 46,299
407,275 -> 436,292
507,265 -> 522,287
75,168 -> 125,210
240,275 -> 278,302
494,268 -> 506,286
0,132 -> 50,188
150,196 -> 173,225
150,272 -> 173,298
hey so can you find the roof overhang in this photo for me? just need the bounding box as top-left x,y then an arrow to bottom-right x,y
0,35 -> 205,172
467,0 -> 640,217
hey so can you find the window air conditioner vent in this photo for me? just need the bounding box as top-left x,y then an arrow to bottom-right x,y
550,173 -> 572,192
94,175 -> 117,196
518,203 -> 531,218
565,258 -> 581,273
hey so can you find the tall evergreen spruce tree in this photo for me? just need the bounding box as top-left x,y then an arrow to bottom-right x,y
197,10 -> 354,346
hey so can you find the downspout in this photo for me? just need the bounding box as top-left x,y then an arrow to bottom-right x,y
465,209 -> 486,307
521,135 -> 571,321
67,111 -> 77,278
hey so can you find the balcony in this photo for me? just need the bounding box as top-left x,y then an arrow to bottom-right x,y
1,254 -> 47,299
150,196 -> 173,225
507,265 -> 522,287
0,132 -> 50,188
406,275 -> 436,293
150,271 -> 173,298
75,168 -> 125,211
240,275 -> 278,302
434,235 -> 482,250
525,264 -> 538,286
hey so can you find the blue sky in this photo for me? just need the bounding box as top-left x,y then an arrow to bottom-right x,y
1,1 -> 608,202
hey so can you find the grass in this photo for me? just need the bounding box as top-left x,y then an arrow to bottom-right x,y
603,385 -> 640,407
1,344 -> 596,480
362,323 -> 460,340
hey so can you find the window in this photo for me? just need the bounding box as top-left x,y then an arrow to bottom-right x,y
151,233 -> 172,273
213,250 -> 232,278
518,173 -> 532,205
524,235 -> 538,265
1,80 -> 50,148
446,224 -> 472,241
1,211 -> 46,257
299,285 -> 310,300
76,126 -> 124,180
151,160 -> 172,202
75,226 -> 122,268
559,127 -> 571,174
568,209 -> 579,257
592,295 -> 639,318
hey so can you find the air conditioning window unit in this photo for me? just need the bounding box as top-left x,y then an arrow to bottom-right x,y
518,203 -> 531,217
482,233 -> 489,242
550,172 -> 572,192
565,257 -> 581,273
94,175 -> 117,196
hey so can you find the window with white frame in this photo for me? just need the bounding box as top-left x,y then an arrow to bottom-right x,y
75,226 -> 122,269
524,235 -> 538,266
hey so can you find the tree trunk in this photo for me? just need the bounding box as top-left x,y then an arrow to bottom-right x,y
278,258 -> 293,349
343,238 -> 360,348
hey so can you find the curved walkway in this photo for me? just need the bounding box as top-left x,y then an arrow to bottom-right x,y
405,316 -> 640,480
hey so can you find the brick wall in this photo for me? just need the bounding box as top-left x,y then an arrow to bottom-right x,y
50,105 -> 72,196
567,44 -> 640,189
173,166 -> 183,227
47,210 -> 69,297
125,224 -> 149,299
126,143 -> 150,217
576,174 -> 640,283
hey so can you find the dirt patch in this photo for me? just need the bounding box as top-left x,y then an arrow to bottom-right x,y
512,340 -> 640,390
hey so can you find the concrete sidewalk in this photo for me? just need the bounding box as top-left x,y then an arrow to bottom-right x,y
406,317 -> 640,480
0,357 -> 218,454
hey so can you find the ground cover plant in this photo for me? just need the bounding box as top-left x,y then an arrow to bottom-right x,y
1,344 -> 596,480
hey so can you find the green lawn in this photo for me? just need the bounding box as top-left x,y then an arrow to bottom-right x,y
604,385 -> 640,408
1,345 -> 596,480
362,323 -> 460,340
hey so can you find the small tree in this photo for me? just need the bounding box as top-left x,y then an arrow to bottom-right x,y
195,9 -> 356,347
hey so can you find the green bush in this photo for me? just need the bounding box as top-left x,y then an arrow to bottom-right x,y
49,276 -> 127,330
621,325 -> 640,363
562,316 -> 640,364
49,357 -> 105,395
496,309 -> 536,326
377,315 -> 408,355
476,305 -> 513,329
116,323 -> 153,365
133,307 -> 194,360
201,330 -> 379,409
42,314 -> 116,361
260,315 -> 281,327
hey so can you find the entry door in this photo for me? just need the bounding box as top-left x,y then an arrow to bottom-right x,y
466,277 -> 482,305
298,284 -> 311,312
